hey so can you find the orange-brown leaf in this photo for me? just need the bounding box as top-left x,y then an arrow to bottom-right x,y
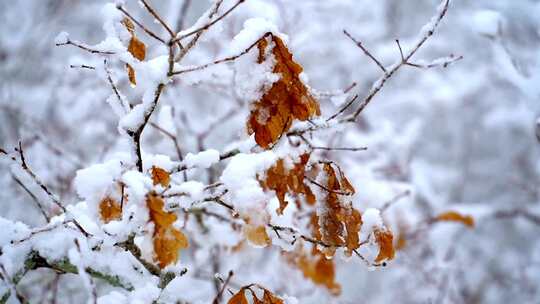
151,166 -> 170,187
125,34 -> 145,87
262,290 -> 284,304
374,228 -> 395,263
259,153 -> 312,214
344,208 -> 362,256
122,18 -> 135,34
286,245 -> 341,295
99,196 -> 122,223
127,64 -> 137,86
244,224 -> 271,247
395,233 -> 407,251
435,211 -> 475,228
228,288 -> 248,304
128,36 -> 146,61
316,163 -> 359,257
146,192 -> 188,268
247,35 -> 320,148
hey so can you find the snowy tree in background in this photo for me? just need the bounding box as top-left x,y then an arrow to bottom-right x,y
1,0 -> 539,303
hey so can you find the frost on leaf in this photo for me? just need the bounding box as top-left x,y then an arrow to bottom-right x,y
259,153 -> 315,214
316,163 -> 361,257
146,192 -> 188,268
99,196 -> 122,223
122,18 -> 146,86
151,166 -> 170,188
435,211 -> 475,228
374,228 -> 395,263
244,224 -> 271,248
285,244 -> 341,295
247,35 -> 320,149
228,286 -> 284,304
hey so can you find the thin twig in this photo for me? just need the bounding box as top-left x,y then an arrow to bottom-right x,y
173,0 -> 245,43
117,5 -> 166,44
176,0 -> 192,31
212,271 -> 234,304
175,0 -> 224,62
346,0 -> 453,121
11,174 -> 50,222
173,32 -> 271,75
344,30 -> 387,73
140,0 -> 175,37
56,40 -> 115,55
69,64 -> 96,70
380,190 -> 411,213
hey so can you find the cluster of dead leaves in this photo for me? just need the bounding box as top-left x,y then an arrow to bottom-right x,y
258,153 -> 315,214
228,285 -> 284,304
284,244 -> 341,295
122,18 -> 146,86
247,34 -> 320,149
313,163 -> 361,258
146,192 -> 189,268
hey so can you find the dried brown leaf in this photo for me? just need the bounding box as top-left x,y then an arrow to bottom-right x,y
259,153 -> 312,214
244,224 -> 271,247
228,288 -> 248,304
435,211 -> 475,228
147,192 -> 188,268
247,35 -> 320,148
316,163 -> 360,257
285,244 -> 341,295
374,228 -> 395,263
99,196 -> 122,223
151,166 -> 170,187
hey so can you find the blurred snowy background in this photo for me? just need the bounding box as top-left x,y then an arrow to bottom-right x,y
1,0 -> 540,303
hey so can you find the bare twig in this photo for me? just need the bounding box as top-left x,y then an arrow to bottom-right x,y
117,5 -> 166,44
176,0 -> 192,31
175,0 -> 224,62
212,271 -> 234,304
56,40 -> 115,55
173,32 -> 272,75
127,84 -> 166,172
69,64 -> 96,70
104,60 -> 131,113
173,0 -> 245,43
140,0 -> 175,38
380,190 -> 411,213
493,209 -> 540,226
345,0 -> 454,121
11,174 -> 50,221
344,30 -> 387,73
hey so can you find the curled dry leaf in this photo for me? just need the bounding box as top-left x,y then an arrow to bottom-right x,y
146,192 -> 188,268
229,286 -> 284,304
151,166 -> 170,187
99,196 -> 122,223
261,290 -> 284,304
228,288 -> 248,304
259,153 -> 315,214
244,224 -> 271,248
247,35 -> 320,149
316,163 -> 361,257
435,211 -> 475,228
374,228 -> 395,263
